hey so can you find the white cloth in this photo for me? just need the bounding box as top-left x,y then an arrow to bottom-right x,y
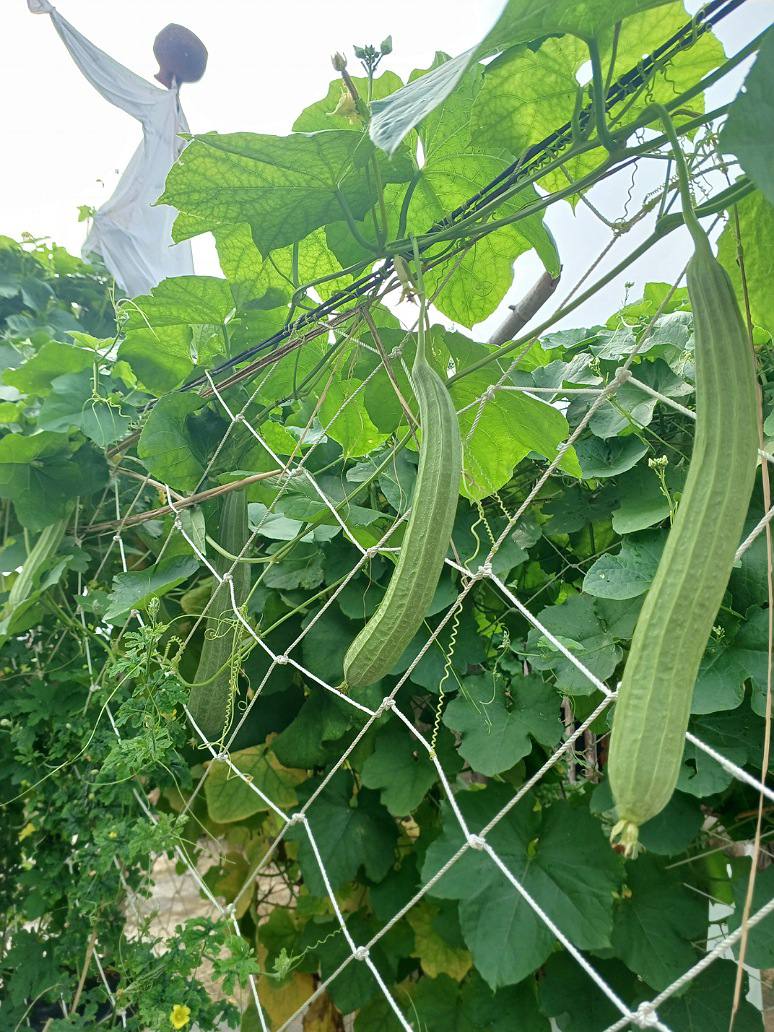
31,3 -> 194,296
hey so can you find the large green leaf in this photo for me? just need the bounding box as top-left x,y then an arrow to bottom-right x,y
3,340 -> 94,397
717,190 -> 774,337
582,530 -> 664,599
610,856 -> 706,989
104,555 -> 200,621
443,673 -> 562,776
422,786 -> 621,988
720,28 -> 774,204
369,0 -> 673,154
162,130 -> 413,256
360,723 -> 437,816
118,276 -> 233,394
137,394 -> 212,493
318,377 -> 390,457
0,433 -> 107,530
474,4 -> 722,163
526,594 -> 622,695
451,373 -> 579,500
287,771 -> 397,895
38,371 -> 133,447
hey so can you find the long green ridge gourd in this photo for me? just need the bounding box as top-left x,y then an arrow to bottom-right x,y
0,514 -> 69,639
343,255 -> 462,689
608,108 -> 759,858
187,489 -> 251,742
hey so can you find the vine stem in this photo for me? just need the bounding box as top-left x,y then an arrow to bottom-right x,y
645,103 -> 706,248
587,38 -> 618,153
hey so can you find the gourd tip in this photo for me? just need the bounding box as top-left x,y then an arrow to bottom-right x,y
610,819 -> 642,858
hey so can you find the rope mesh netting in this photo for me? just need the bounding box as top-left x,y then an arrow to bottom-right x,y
73,278 -> 774,1030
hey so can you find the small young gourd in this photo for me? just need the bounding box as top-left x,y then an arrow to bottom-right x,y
343,307 -> 462,689
186,490 -> 251,742
608,122 -> 759,856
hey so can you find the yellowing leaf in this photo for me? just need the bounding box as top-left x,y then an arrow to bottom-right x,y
205,745 -> 307,824
302,991 -> 341,1031
408,902 -> 472,981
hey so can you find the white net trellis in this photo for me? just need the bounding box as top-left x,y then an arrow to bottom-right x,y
71,266 -> 773,1032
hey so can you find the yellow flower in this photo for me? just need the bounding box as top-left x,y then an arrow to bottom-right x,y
169,1004 -> 191,1029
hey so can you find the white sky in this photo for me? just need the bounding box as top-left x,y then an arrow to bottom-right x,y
2,0 -> 771,338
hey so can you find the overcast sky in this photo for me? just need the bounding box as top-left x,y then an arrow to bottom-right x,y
2,0 -> 771,337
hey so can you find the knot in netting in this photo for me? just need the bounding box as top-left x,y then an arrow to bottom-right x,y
214,751 -> 230,763
287,812 -> 305,826
388,346 -> 402,360
364,546 -> 380,560
475,562 -> 493,581
224,903 -> 236,918
353,946 -> 370,962
275,654 -> 290,666
483,385 -> 497,402
613,366 -> 632,386
234,412 -> 249,425
632,1002 -> 660,1028
173,518 -> 184,531
467,834 -> 486,851
376,697 -> 396,717
112,534 -> 122,544
221,572 -> 233,584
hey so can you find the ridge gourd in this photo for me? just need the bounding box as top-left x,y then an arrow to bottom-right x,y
608,122 -> 759,855
186,490 -> 251,742
344,305 -> 462,689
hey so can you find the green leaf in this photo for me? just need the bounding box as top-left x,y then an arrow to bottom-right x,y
272,692 -> 354,768
717,190 -> 774,337
137,394 -> 210,493
526,595 -> 622,695
729,861 -> 774,968
3,340 -> 93,397
443,673 -> 562,776
589,360 -> 691,440
539,952 -> 644,1032
694,608 -> 769,715
422,786 -> 621,988
369,0 -> 673,154
162,131 -> 412,256
720,28 -> 774,204
318,378 -> 390,457
0,433 -> 107,530
659,961 -> 764,1031
118,276 -> 233,394
583,531 -> 664,600
287,772 -> 397,895
204,745 -> 304,823
38,371 -> 133,447
360,723 -> 437,815
575,436 -> 648,478
611,856 -> 706,990
611,464 -> 683,535
678,705 -> 765,798
104,555 -> 200,621
472,35 -> 587,156
451,372 -> 579,500
406,157 -> 557,321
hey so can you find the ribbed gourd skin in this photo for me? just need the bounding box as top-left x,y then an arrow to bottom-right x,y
343,354 -> 462,689
608,239 -> 758,847
187,490 -> 251,741
7,518 -> 67,611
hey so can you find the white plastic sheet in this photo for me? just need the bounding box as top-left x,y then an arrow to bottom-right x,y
29,2 -> 194,296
